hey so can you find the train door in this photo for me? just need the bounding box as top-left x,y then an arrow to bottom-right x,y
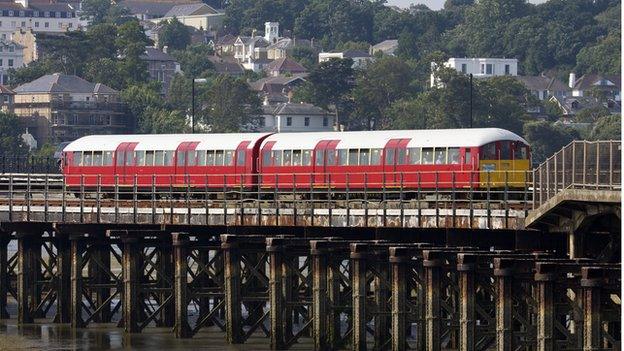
260,141 -> 276,188
383,139 -> 409,185
115,142 -> 138,185
313,140 -> 330,185
175,142 -> 200,186
235,141 -> 251,186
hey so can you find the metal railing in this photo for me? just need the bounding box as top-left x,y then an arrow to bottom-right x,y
533,140 -> 621,208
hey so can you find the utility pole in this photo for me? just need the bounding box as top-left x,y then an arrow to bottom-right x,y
191,78 -> 208,133
469,73 -> 473,128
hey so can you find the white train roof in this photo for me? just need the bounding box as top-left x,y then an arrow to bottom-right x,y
63,133 -> 273,152
261,128 -> 528,150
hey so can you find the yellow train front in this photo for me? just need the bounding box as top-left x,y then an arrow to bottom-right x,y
477,139 -> 531,189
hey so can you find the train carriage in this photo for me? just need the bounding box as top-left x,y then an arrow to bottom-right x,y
258,128 -> 530,190
62,133 -> 272,190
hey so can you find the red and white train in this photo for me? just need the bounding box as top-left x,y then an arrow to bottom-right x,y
61,128 -> 531,191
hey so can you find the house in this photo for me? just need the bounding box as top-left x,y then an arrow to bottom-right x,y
0,39 -> 24,84
258,102 -> 332,132
266,37 -> 318,60
249,74 -> 307,105
0,84 -> 14,112
0,0 -> 85,40
370,39 -> 399,56
12,29 -> 72,65
118,0 -> 197,20
13,73 -> 130,143
514,75 -> 568,100
140,46 -> 181,95
265,57 -> 307,77
233,22 -> 279,72
431,57 -> 517,87
319,50 -> 373,68
150,3 -> 224,33
549,95 -> 621,119
207,55 -> 245,76
568,73 -> 621,102
210,33 -> 236,56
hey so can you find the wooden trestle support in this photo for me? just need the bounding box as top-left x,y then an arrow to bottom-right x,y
0,229 -> 620,350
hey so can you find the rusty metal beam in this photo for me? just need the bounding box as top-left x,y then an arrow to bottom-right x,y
424,250 -> 443,351
311,240 -> 329,350
70,235 -> 85,328
351,242 -> 368,351
122,235 -> 140,333
457,253 -> 476,351
267,237 -> 285,350
172,232 -> 191,338
16,232 -> 34,324
494,258 -> 514,351
390,247 -> 409,351
535,263 -> 555,351
54,231 -> 71,323
221,234 -> 242,344
581,267 -> 603,351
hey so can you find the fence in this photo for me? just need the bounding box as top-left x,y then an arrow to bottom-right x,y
533,140 -> 621,208
0,155 -> 61,174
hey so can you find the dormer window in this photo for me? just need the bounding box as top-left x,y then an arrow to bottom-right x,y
8,11 -> 13,16
44,12 -> 49,18
19,11 -> 24,17
8,46 -> 13,52
33,11 -> 39,17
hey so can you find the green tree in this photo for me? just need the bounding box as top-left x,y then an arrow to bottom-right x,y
575,106 -> 611,123
589,114 -> 621,140
86,23 -> 118,60
84,58 -> 123,90
171,44 -> 215,77
0,112 -> 27,155
199,75 -> 261,132
120,84 -> 165,132
159,17 -> 191,51
523,121 -> 579,163
351,56 -> 414,130
576,30 -> 621,75
167,73 -> 193,111
289,46 -> 317,69
80,0 -> 112,25
140,107 -> 187,133
116,20 -> 151,87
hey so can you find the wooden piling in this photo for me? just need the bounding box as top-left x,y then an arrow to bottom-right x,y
17,232 -> 34,324
267,237 -> 285,350
122,235 -> 140,333
172,232 -> 191,338
351,243 -> 368,351
70,234 -> 85,328
221,234 -> 242,344
0,231 -> 9,319
390,247 -> 409,351
54,232 -> 71,323
494,258 -> 514,351
457,253 -> 476,351
311,240 -> 329,350
581,267 -> 603,351
535,263 -> 555,351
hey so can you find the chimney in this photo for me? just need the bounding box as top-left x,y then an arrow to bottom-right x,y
15,0 -> 28,8
568,72 -> 576,89
162,45 -> 168,53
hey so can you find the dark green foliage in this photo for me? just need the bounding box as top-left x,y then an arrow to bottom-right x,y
171,44 -> 215,77
0,112 -> 27,155
589,114 -> 621,140
289,46 -> 318,69
575,106 -> 612,123
159,18 -> 191,51
199,75 -> 261,132
523,121 -> 580,163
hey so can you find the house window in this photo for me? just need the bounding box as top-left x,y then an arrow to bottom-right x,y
8,11 -> 13,16
35,22 -> 39,27
286,117 -> 292,126
304,117 -> 310,126
486,64 -> 493,75
10,21 -> 15,28
20,21 -> 25,27
19,11 -> 24,17
504,64 -> 510,75
45,22 -> 49,28
44,12 -> 49,18
461,63 -> 467,74
323,117 -> 328,127
8,59 -> 13,67
8,46 -> 13,52
0,59 -> 4,66
1,34 -> 5,39
68,22 -> 72,28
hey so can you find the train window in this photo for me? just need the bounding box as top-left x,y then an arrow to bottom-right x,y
262,150 -> 271,166
92,151 -> 102,166
397,148 -> 407,165
215,150 -> 224,166
125,151 -> 134,166
83,151 -> 93,166
116,151 -> 124,166
197,151 -> 206,166
135,151 -> 145,166
338,149 -> 348,166
176,151 -> 185,166
187,151 -> 196,166
514,143 -> 528,160
326,150 -> 336,165
73,151 -> 82,166
144,151 -> 153,166
237,150 -> 245,166
303,150 -> 312,166
385,148 -> 395,165
465,150 -> 471,164
292,150 -> 302,166
422,148 -> 434,164
315,150 -> 323,166
359,149 -> 370,165
273,150 -> 282,166
103,151 -> 113,166
371,149 -> 381,165
225,150 -> 234,166
349,149 -> 358,165
206,150 -> 215,166
434,148 -> 447,164
448,148 -> 460,164
283,150 -> 292,166
482,143 -> 496,159
500,142 -> 511,159
154,151 -> 164,166
164,151 -> 174,166
409,148 -> 421,164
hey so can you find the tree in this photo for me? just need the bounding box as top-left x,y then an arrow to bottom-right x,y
159,18 -> 191,51
289,46 -> 317,69
80,0 -> 111,25
575,30 -> 621,75
0,112 -> 27,155
86,23 -> 118,60
140,107 -> 187,133
171,44 -> 215,77
167,73 -> 193,111
589,114 -> 620,140
351,56 -> 414,130
84,58 -> 123,90
575,106 -> 611,123
116,20 -> 151,87
198,75 -> 261,132
523,121 -> 579,163
120,84 -> 165,132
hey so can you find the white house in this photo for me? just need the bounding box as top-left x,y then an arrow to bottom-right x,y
568,72 -> 621,102
150,3 -> 224,32
0,0 -> 85,40
234,22 -> 283,72
259,102 -> 333,132
319,50 -> 373,68
0,39 -> 23,84
430,57 -> 518,87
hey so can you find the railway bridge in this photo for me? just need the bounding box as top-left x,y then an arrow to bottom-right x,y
0,140 -> 620,351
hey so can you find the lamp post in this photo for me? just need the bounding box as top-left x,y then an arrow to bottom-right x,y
191,78 -> 208,133
469,73 -> 473,128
